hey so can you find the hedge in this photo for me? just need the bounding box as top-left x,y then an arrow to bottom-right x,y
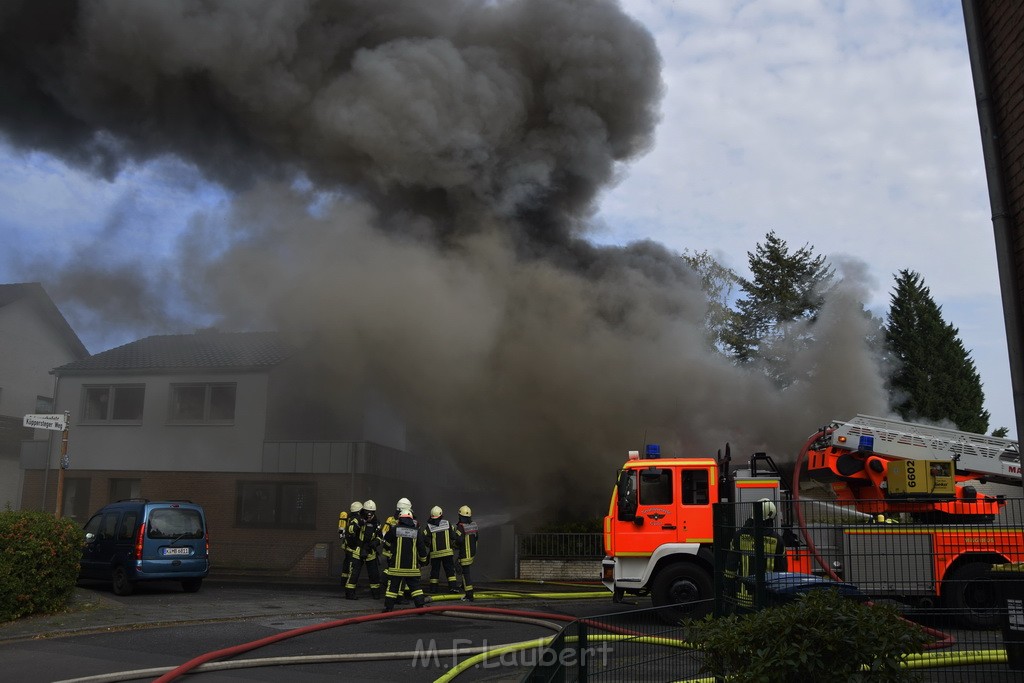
0,510 -> 84,622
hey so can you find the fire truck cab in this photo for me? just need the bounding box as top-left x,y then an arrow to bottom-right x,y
601,445 -> 784,622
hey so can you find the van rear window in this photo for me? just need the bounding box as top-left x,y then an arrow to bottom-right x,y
148,509 -> 204,539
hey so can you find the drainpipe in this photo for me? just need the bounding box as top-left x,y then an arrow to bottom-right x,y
962,0 -> 1024,439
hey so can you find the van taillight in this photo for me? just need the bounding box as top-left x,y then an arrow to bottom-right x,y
205,531 -> 210,557
134,523 -> 145,559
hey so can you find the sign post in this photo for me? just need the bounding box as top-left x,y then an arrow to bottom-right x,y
24,412 -> 70,518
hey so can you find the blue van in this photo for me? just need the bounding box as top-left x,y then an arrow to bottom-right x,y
79,499 -> 209,595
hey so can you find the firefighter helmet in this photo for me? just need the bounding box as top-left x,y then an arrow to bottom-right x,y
350,501 -> 363,513
757,498 -> 776,521
459,505 -> 472,517
430,506 -> 442,518
397,497 -> 412,510
363,499 -> 377,512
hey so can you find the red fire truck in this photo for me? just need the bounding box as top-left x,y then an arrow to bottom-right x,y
601,415 -> 1023,626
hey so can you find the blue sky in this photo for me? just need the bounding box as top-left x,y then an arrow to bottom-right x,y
0,0 -> 1014,437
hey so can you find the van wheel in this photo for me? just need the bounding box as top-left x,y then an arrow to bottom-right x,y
182,578 -> 203,593
112,567 -> 134,596
942,561 -> 1000,629
651,564 -> 712,624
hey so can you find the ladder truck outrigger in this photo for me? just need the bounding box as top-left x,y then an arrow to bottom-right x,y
601,415 -> 1023,626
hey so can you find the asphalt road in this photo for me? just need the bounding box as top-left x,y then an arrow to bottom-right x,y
0,580 -> 655,683
4,581 -> 1019,682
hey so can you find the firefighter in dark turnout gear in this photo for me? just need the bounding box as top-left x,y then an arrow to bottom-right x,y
424,506 -> 460,593
454,505 -> 479,601
378,498 -> 413,568
339,501 -> 362,585
381,509 -> 429,611
345,500 -> 382,600
723,498 -> 787,612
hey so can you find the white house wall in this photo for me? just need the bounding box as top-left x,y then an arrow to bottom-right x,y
0,296 -> 66,414
0,295 -> 81,509
53,372 -> 270,472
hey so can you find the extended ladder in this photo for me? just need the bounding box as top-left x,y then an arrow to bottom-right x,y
832,414 -> 1021,485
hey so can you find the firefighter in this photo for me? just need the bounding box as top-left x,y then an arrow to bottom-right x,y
339,501 -> 362,585
423,506 -> 460,593
381,508 -> 429,612
454,504 -> 479,601
345,499 -> 382,600
379,497 -> 414,559
723,498 -> 787,612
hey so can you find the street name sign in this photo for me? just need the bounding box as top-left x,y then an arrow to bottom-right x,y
23,413 -> 67,431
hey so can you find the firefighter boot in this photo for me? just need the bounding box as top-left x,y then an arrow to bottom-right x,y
461,590 -> 474,602
414,594 -> 426,609
345,588 -> 357,600
382,598 -> 395,612
448,581 -> 461,593
371,587 -> 382,600
428,581 -> 438,594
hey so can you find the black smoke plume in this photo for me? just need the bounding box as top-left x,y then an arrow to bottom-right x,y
0,0 -> 887,516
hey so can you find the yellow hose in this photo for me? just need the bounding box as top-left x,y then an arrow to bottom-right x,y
434,633 -> 698,683
427,590 -> 609,602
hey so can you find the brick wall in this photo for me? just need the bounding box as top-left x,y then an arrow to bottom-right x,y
977,4 -> 1024,292
518,559 -> 602,582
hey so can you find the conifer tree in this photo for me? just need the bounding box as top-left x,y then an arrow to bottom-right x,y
885,270 -> 989,433
724,231 -> 834,386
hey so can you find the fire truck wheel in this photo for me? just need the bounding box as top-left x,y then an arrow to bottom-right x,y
651,563 -> 712,624
941,561 -> 1000,629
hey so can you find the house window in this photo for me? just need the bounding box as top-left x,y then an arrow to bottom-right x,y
82,385 -> 145,422
35,396 -> 53,413
110,478 -> 141,502
169,383 -> 236,423
236,481 -> 316,529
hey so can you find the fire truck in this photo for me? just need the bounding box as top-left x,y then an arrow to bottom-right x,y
601,415 -> 1023,626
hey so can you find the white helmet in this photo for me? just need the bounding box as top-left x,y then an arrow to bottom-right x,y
458,505 -> 472,517
363,499 -> 377,512
430,505 -> 442,518
757,498 -> 776,521
350,501 -> 363,513
397,497 -> 412,510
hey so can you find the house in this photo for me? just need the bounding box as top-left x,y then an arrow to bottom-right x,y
0,282 -> 88,510
19,329 -> 470,578
963,2 -> 1024,438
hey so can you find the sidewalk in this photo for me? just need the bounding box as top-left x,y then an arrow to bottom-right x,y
0,577 -> 593,644
0,577 -> 394,644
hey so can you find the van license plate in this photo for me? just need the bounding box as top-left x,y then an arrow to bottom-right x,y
162,547 -> 191,556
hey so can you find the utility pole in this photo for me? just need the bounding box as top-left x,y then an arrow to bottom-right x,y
54,411 -> 70,518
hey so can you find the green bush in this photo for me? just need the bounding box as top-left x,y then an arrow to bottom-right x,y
0,510 -> 84,622
688,589 -> 931,682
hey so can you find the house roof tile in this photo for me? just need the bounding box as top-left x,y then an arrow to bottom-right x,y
54,331 -> 291,375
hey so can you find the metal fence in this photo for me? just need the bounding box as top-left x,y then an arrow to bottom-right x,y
517,532 -> 604,559
522,604 -> 708,682
524,496 -> 1024,681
